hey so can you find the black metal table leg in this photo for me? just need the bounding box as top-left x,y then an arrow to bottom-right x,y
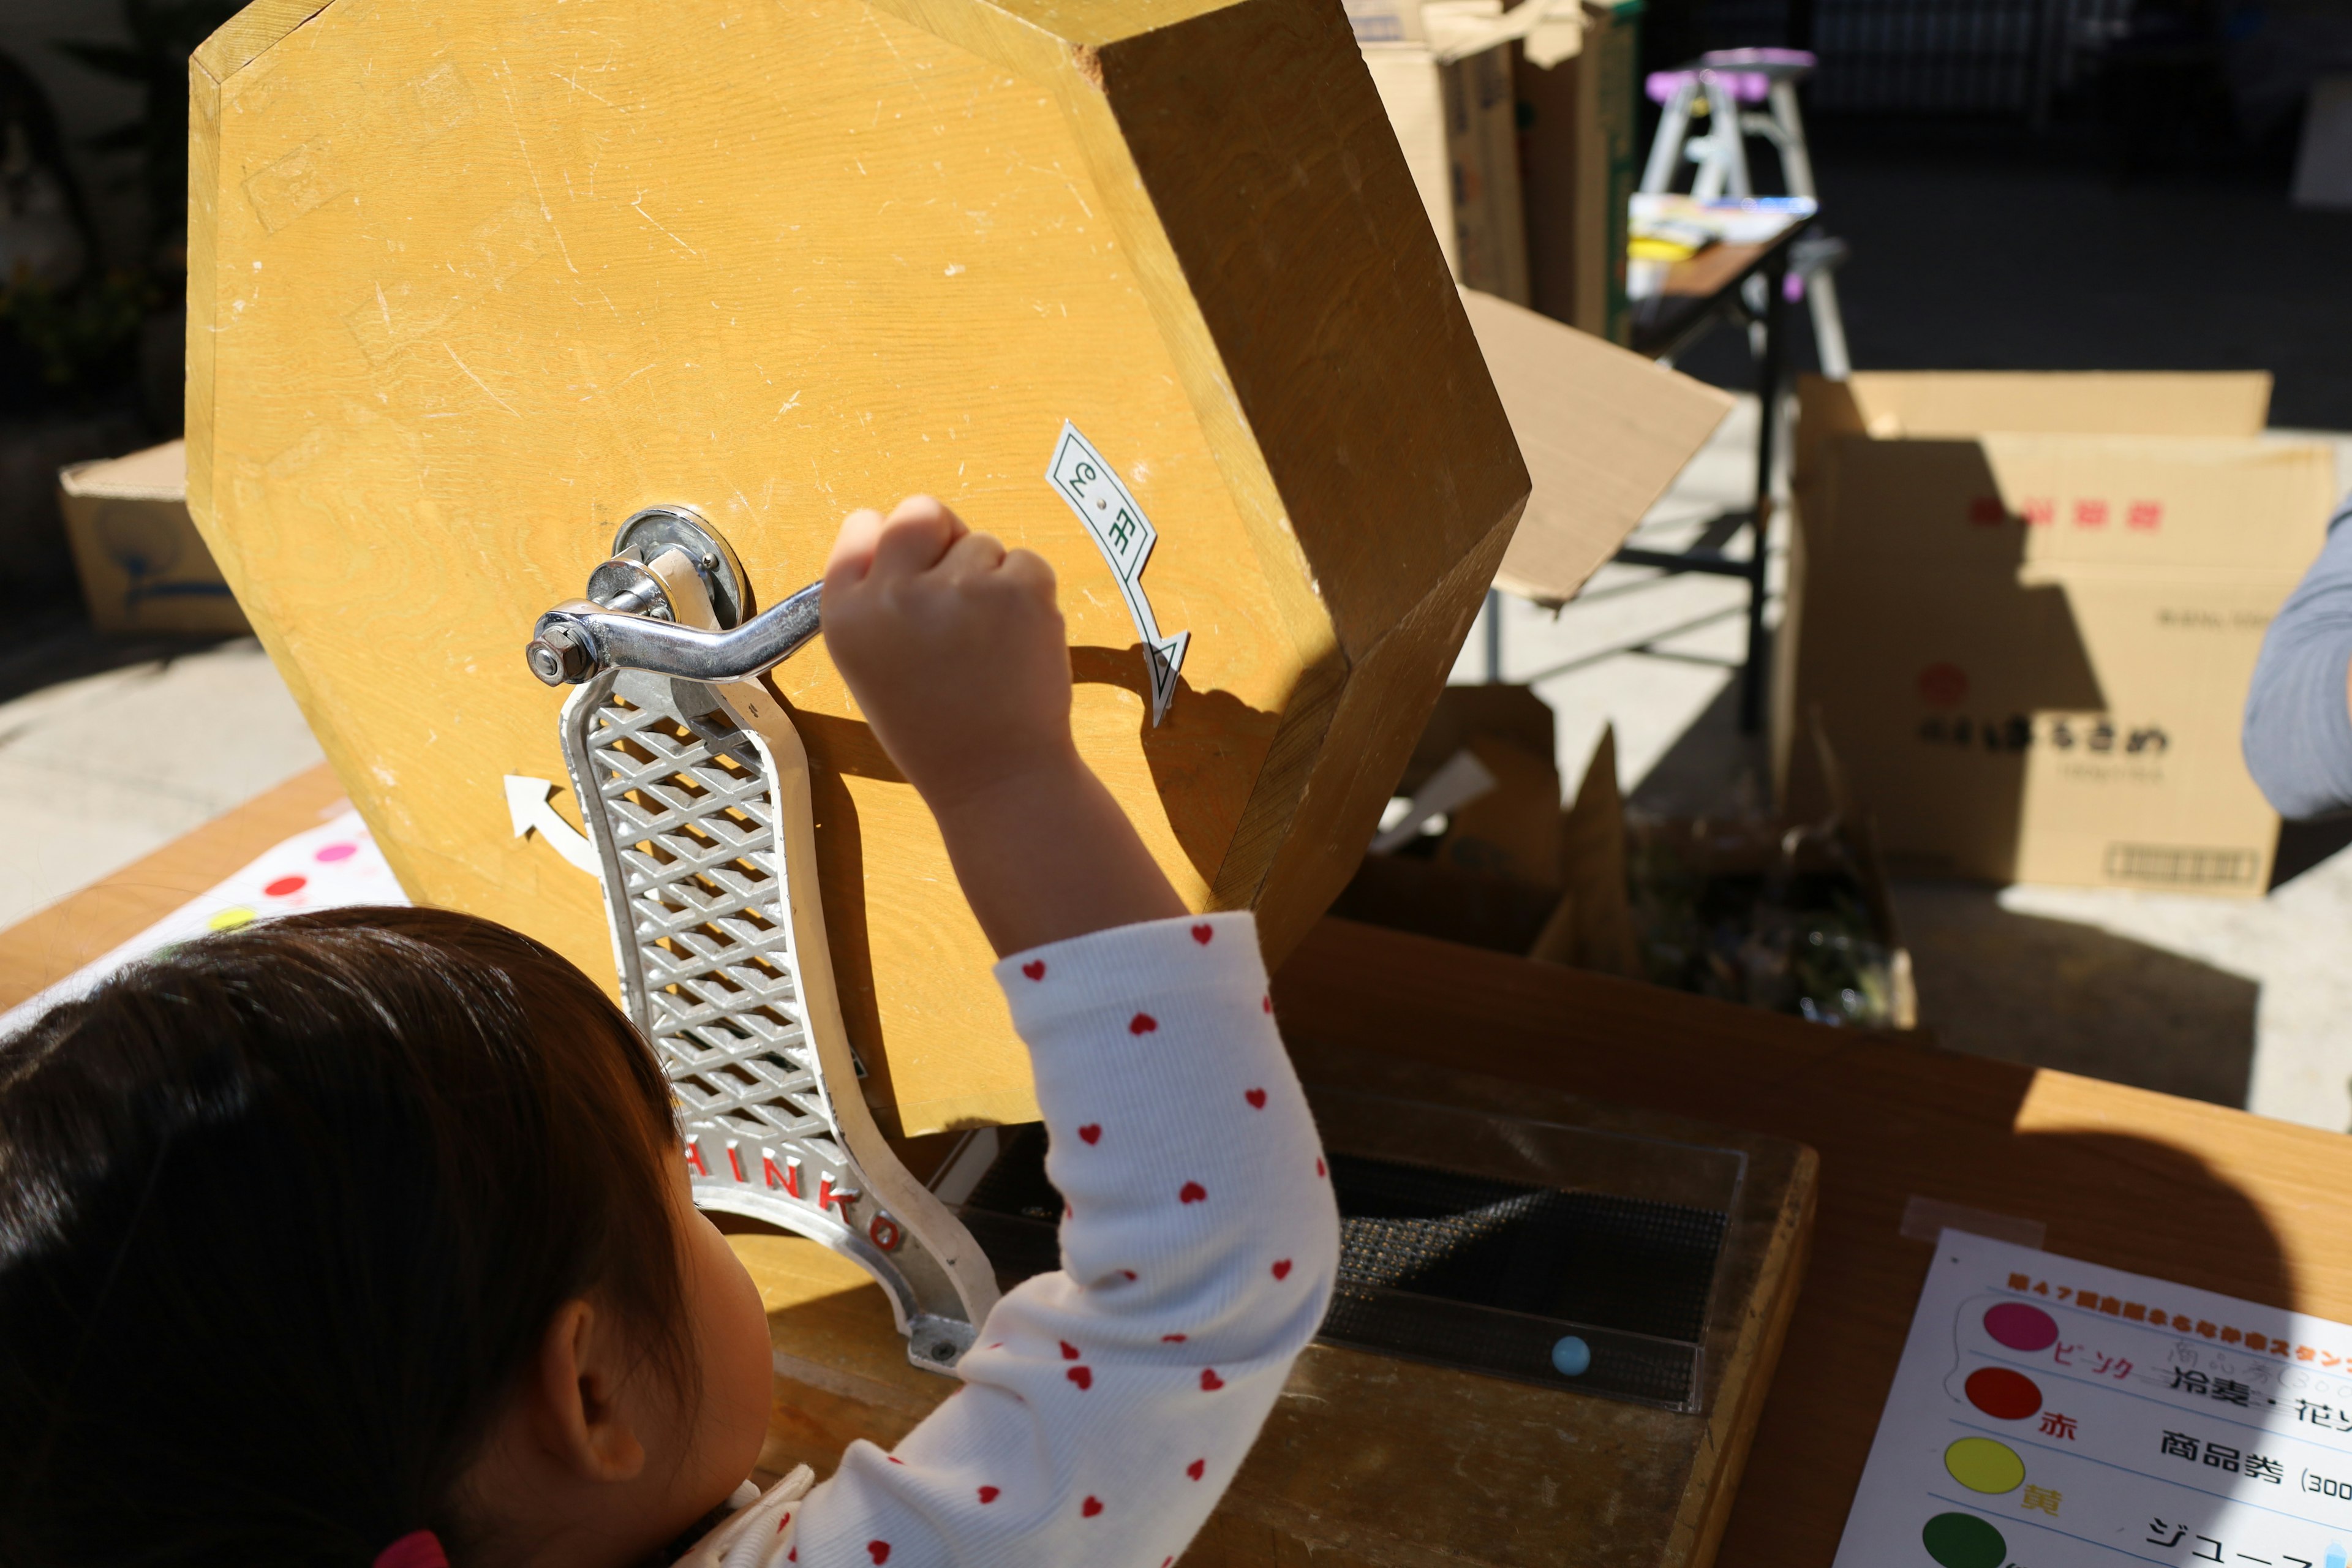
1740,252 -> 1789,736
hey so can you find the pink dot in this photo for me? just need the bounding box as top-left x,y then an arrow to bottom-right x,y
1983,1302 -> 2059,1352
265,875 -> 307,898
314,843 -> 356,863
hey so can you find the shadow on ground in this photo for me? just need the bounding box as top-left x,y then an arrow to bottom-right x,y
1617,666 -> 2264,1109
0,609 -> 233,708
1887,880 -> 2259,1108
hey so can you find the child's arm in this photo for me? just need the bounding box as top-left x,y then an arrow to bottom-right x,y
814,496 -> 1188,955
691,498 -> 1340,1568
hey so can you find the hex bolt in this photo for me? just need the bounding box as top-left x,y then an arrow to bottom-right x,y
524,622 -> 593,686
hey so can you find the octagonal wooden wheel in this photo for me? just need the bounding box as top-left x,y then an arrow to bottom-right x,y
189,0 -> 1527,1134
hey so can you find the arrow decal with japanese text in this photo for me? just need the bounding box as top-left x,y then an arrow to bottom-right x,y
1046,421 -> 1189,726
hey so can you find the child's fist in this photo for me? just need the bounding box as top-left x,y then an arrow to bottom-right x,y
821,497 -> 1074,812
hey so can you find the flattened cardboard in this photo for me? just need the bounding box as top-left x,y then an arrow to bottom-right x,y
1779,372 -> 2336,897
1460,287 -> 1734,603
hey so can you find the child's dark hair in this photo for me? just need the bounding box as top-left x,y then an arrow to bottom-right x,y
0,906 -> 690,1567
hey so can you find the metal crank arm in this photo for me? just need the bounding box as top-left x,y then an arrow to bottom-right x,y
532,508 -> 1000,1373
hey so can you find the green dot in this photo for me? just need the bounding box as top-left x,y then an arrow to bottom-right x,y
1922,1511 -> 2007,1568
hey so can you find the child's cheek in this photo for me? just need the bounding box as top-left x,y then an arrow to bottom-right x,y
695,1223 -> 777,1474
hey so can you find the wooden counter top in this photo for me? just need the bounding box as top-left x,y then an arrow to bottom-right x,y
10,775 -> 2344,1567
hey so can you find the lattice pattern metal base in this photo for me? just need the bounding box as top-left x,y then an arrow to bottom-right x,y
560,666 -> 996,1371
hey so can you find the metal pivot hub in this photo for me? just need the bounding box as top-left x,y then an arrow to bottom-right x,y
537,508 -> 999,1371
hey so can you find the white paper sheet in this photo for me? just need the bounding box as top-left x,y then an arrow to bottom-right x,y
0,809 -> 407,1036
1836,1229 -> 2352,1568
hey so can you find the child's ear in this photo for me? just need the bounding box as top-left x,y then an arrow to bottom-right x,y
530,1298 -> 649,1483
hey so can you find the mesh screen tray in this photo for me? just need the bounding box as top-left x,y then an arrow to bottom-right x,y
956,1088 -> 1744,1412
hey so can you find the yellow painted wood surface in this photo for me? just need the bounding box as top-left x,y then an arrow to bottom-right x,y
187,0 -> 1525,1134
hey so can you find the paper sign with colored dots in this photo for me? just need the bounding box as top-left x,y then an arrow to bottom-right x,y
1835,1231 -> 2352,1568
0,809 -> 405,1037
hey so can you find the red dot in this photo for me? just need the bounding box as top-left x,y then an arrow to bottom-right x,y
265,875 -> 307,897
1965,1366 -> 2043,1421
314,842 -> 356,863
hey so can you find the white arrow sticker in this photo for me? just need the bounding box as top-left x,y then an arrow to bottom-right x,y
503,775 -> 600,875
1046,421 -> 1190,726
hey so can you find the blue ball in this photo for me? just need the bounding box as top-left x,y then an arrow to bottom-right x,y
1551,1335 -> 1593,1378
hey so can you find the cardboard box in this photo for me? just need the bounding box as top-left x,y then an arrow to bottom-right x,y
1515,0 -> 1642,344
1341,703 -> 1917,1029
58,440 -> 247,636
1356,1 -> 1534,302
1775,372 -> 2339,897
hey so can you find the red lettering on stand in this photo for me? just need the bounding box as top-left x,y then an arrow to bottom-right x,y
763,1152 -> 801,1197
726,1143 -> 746,1183
685,1140 -> 708,1177
818,1175 -> 858,1215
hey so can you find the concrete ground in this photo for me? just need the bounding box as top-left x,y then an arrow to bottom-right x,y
1456,401 -> 2352,1134
0,620 -> 324,930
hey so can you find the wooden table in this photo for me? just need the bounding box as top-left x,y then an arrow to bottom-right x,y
1272,916 -> 2352,1568
12,768 -> 2352,1568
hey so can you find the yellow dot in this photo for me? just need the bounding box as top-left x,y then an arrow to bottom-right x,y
208,907 -> 257,931
1945,1437 -> 2026,1495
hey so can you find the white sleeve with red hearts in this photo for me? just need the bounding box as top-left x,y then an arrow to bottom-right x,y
695,910 -> 1340,1568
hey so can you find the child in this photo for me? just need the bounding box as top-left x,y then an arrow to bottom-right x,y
0,497 -> 1340,1568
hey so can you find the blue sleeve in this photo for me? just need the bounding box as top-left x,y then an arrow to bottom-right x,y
2245,491 -> 2352,820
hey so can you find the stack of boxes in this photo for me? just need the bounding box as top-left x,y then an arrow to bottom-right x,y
1349,0 -> 1643,343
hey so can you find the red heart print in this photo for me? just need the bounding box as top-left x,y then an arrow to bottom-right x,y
978,1486 -> 1000,1504
1068,1366 -> 1093,1390
1245,1088 -> 1267,1109
1316,1158 -> 1327,1177
1272,1259 -> 1292,1280
867,1545 -> 891,1566
1161,1332 -> 1188,1343
1060,1340 -> 1080,1360
1191,923 -> 1214,944
886,1455 -> 903,1464
1179,1181 -> 1206,1204
1186,1458 -> 1206,1481
778,1513 -> 792,1534
1200,1368 -> 1225,1391
1021,960 -> 1046,981
1082,1496 -> 1104,1518
1078,1123 -> 1101,1145
1262,994 -> 1273,1014
1129,1012 -> 1158,1035
1121,1269 -> 1137,1281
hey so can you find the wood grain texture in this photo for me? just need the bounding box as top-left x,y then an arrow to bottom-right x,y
729,1039 -> 1815,1568
1270,916 -> 2352,1568
0,763 -> 349,1011
186,0 -> 1526,1135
